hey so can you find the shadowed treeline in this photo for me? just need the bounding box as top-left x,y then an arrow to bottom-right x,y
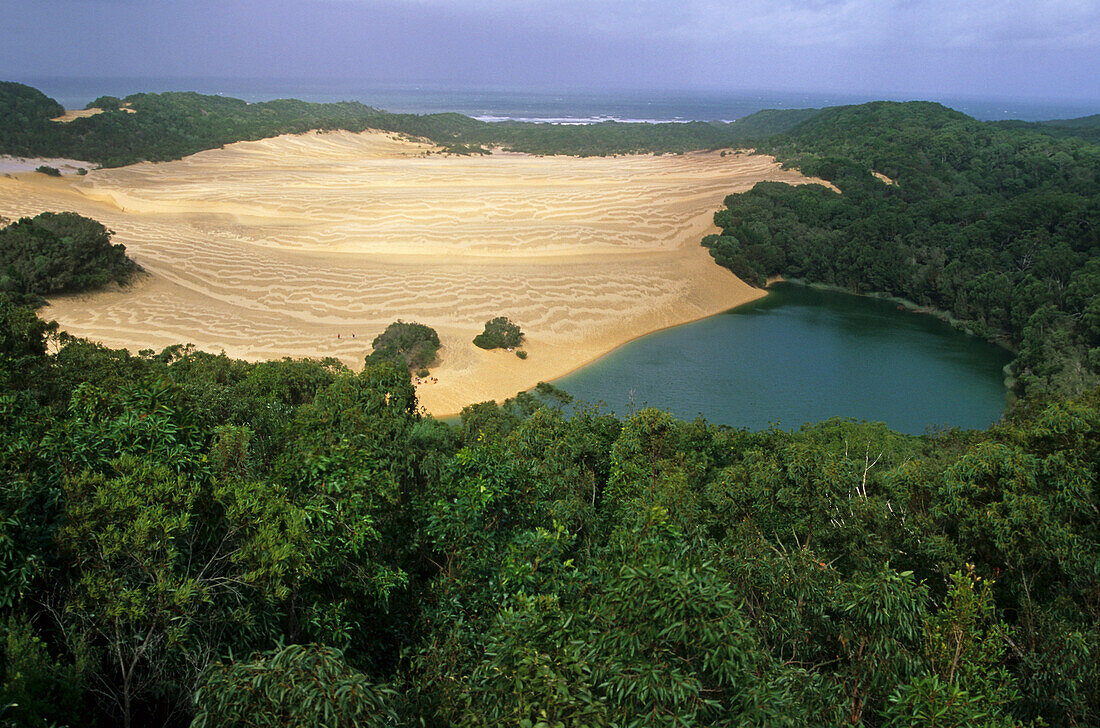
704,101 -> 1099,401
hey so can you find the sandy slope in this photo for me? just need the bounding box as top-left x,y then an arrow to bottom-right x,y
0,155 -> 94,174
51,108 -> 104,122
0,130 -> 829,416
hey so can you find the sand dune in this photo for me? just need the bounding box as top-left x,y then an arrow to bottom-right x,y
0,155 -> 93,175
51,108 -> 104,123
0,130 -> 829,416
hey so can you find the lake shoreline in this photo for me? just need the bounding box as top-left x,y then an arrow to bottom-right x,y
483,275 -> 1017,425
429,281 -> 770,420
0,130 -> 834,417
551,282 -> 1013,434
773,277 -> 1018,393
773,277 -> 1015,352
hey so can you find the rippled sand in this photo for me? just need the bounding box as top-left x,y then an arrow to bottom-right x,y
0,130 -> 829,415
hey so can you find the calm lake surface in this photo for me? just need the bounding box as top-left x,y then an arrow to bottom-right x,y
552,283 -> 1012,434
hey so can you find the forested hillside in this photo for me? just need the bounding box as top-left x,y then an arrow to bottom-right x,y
2,88 -> 1098,727
995,114 -> 1100,144
0,84 -> 63,154
0,82 -> 813,166
703,101 -> 1099,399
0,296 -> 1097,727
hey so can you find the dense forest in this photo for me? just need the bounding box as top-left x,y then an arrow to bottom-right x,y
703,101 -> 1099,400
993,115 -> 1100,145
0,293 -> 1097,727
1,86 -> 1098,726
0,82 -> 813,166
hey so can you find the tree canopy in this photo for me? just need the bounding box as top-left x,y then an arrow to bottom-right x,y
0,292 -> 1096,727
0,82 -> 816,167
703,101 -> 1100,400
365,320 -> 441,371
0,212 -> 138,307
472,316 -> 524,350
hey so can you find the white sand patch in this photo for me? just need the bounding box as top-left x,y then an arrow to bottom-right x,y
873,171 -> 898,186
0,156 -> 95,175
51,108 -> 104,123
0,130 -> 830,416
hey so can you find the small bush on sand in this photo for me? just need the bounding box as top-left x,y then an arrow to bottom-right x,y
473,317 -> 524,350
365,321 -> 440,371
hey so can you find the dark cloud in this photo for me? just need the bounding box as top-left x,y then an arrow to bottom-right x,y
1,0 -> 1096,101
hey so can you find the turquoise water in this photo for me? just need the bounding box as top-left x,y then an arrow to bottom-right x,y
552,284 -> 1012,434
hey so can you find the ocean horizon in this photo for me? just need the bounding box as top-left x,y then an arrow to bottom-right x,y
18,76 -> 1100,124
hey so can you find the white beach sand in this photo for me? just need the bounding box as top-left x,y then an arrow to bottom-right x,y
0,130 -> 831,416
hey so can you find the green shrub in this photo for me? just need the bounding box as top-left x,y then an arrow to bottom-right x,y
34,165 -> 60,176
193,643 -> 399,728
365,320 -> 440,371
516,349 -> 528,359
473,316 -> 524,350
0,619 -> 88,728
0,211 -> 137,307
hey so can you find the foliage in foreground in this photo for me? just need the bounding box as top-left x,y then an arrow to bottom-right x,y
192,644 -> 398,728
0,295 -> 1097,727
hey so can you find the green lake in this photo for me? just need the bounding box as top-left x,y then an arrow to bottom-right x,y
552,283 -> 1013,434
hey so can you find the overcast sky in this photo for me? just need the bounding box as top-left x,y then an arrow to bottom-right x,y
3,0 -> 1098,101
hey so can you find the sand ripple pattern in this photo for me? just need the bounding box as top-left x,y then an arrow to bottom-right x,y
0,131 -> 829,414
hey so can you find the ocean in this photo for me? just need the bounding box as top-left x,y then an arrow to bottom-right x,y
19,76 -> 1099,124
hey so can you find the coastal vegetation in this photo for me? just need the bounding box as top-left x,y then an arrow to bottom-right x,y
472,316 -> 524,350
0,295 -> 1096,726
703,101 -> 1100,400
0,85 -> 1097,727
0,83 -> 63,154
994,114 -> 1100,144
0,212 -> 138,307
0,82 -> 814,166
364,321 -> 440,372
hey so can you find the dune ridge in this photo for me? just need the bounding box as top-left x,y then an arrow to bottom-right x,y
0,130 -> 829,416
